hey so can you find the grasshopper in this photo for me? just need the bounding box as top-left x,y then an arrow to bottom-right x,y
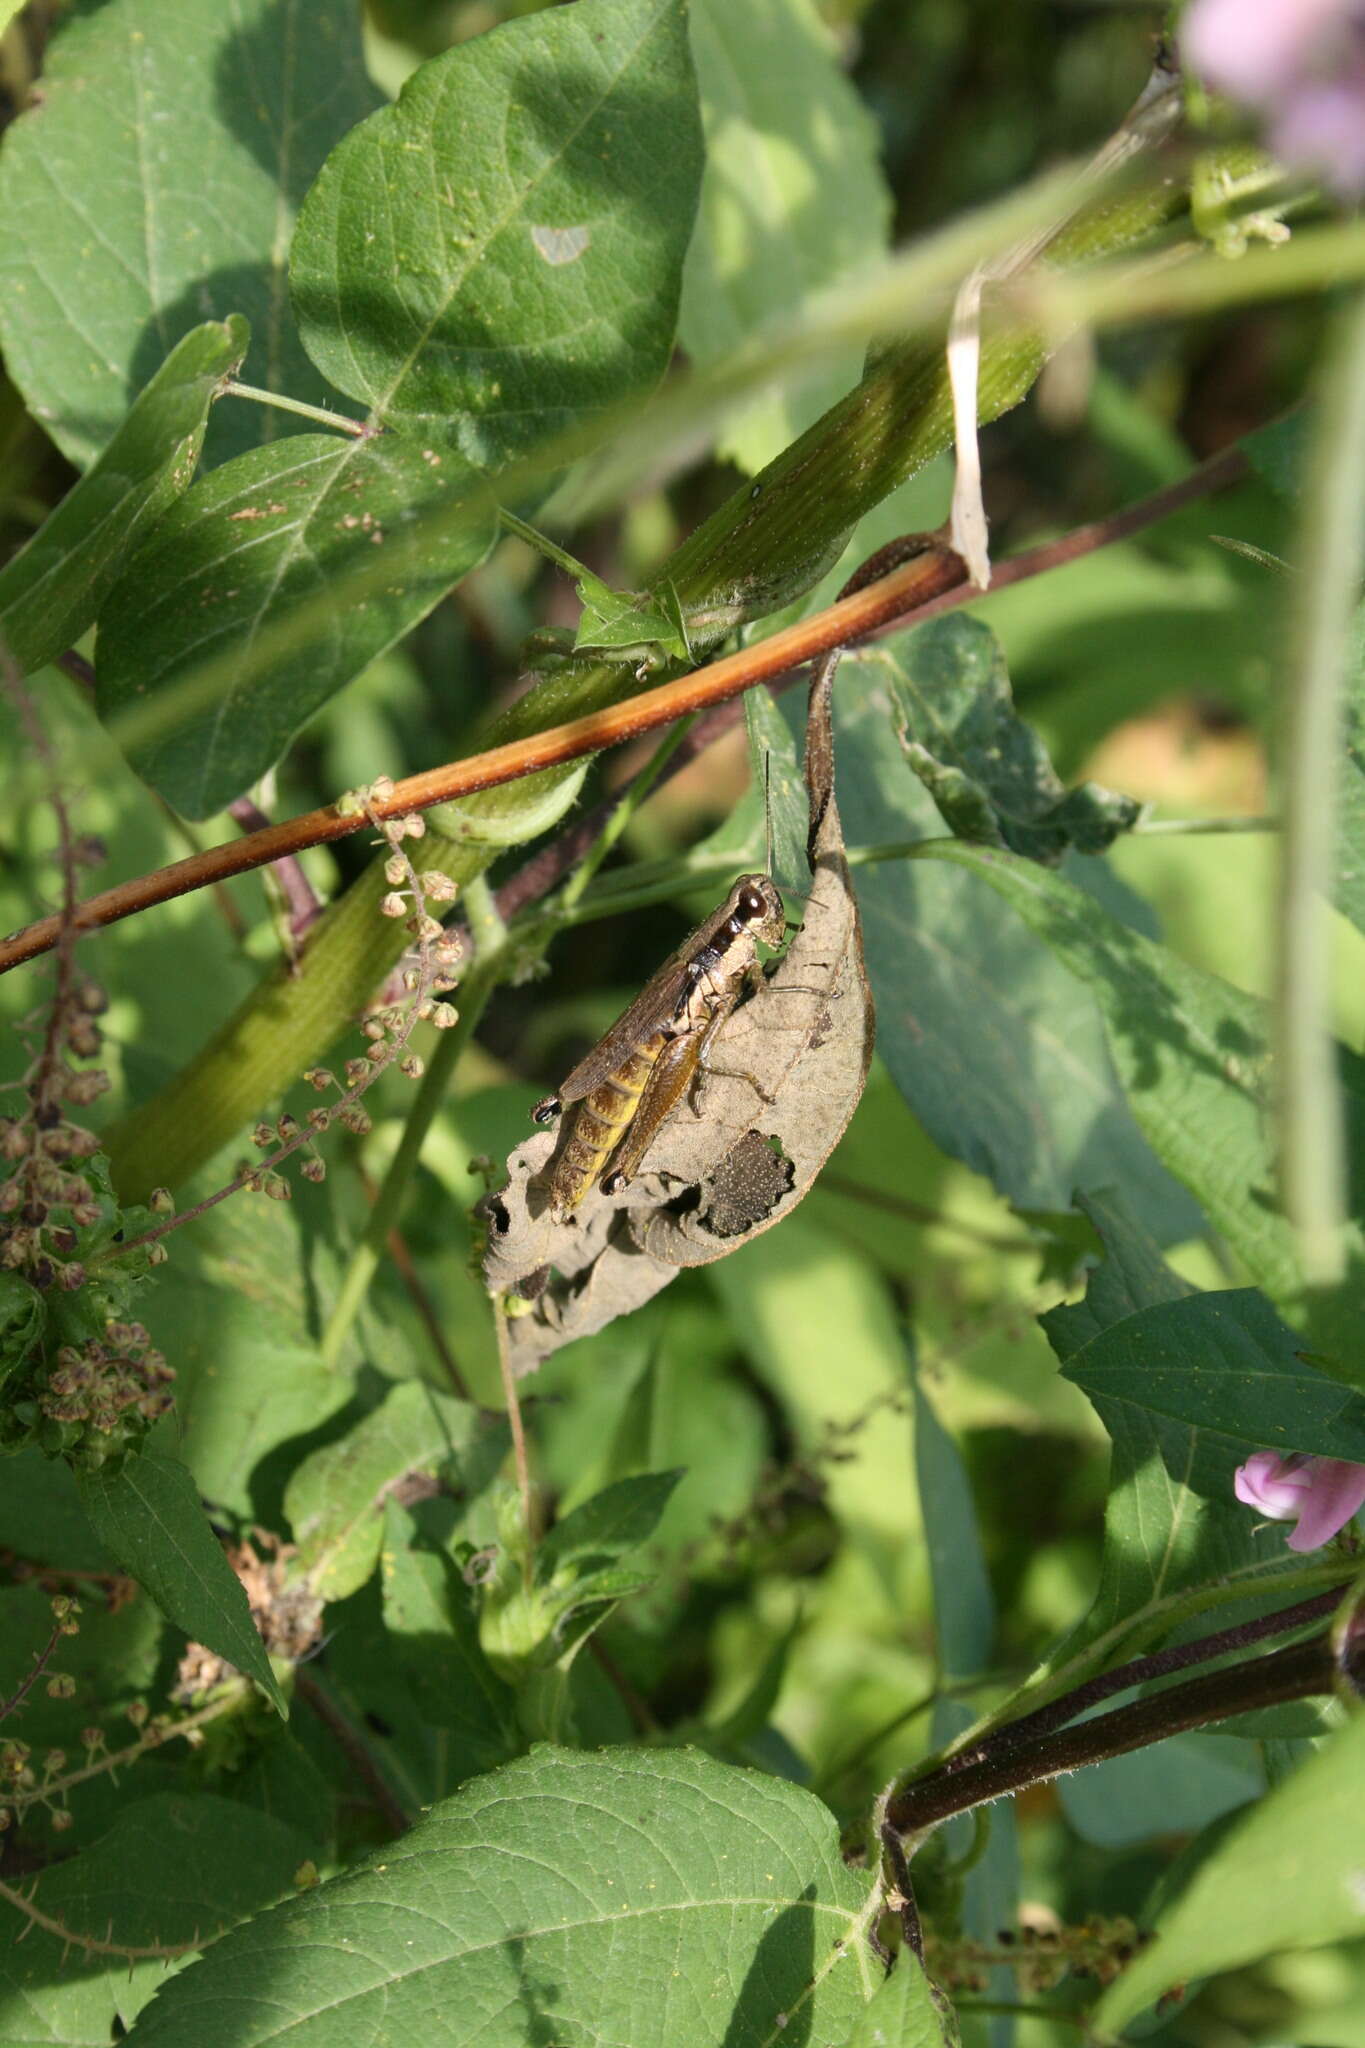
531,873 -> 788,1218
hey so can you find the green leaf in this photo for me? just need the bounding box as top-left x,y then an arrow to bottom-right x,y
1057,1732 -> 1264,1850
121,1748 -> 882,2048
707,1214 -> 922,1584
480,1472 -> 684,1684
0,319 -> 247,677
498,507 -> 689,658
1041,1192 -> 1285,1660
0,0 -> 378,471
1243,407 -> 1309,499
833,651 -> 1200,1230
744,686 -> 809,899
1062,1286 -> 1365,1468
0,1273 -> 44,1399
573,584 -> 688,659
889,614 -> 1140,862
95,434 -> 495,816
0,1792 -> 311,2045
917,839 -> 1365,1369
290,0 -> 703,464
134,1171 -> 361,1519
285,1380 -> 505,1603
151,1300 -> 349,1526
1095,1710 -> 1365,2030
704,1613 -> 801,1753
380,1500 -> 519,1783
839,1957 -> 958,2048
75,1452 -> 285,1715
537,1469 -> 683,1585
914,1368 -> 994,1683
679,0 -> 891,475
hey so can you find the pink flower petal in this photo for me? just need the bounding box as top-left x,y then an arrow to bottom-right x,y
1182,0 -> 1351,106
1234,1449 -> 1312,1520
1285,1458 -> 1365,1550
1271,72 -> 1365,195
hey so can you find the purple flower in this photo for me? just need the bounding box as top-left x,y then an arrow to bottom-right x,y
1234,1449 -> 1365,1551
1183,0 -> 1365,196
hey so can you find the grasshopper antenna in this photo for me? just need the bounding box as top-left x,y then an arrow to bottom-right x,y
763,747 -> 774,880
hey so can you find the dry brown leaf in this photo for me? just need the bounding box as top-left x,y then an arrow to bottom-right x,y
481,640 -> 878,1372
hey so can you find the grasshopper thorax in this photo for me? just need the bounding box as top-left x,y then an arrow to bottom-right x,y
727,873 -> 785,951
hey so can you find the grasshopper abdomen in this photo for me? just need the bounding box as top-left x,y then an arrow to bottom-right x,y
532,873 -> 786,1221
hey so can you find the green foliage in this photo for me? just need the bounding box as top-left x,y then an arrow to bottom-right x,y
0,1793 -> 312,2042
920,838 -> 1365,1369
290,0 -> 703,463
0,319 -> 248,678
0,1274 -> 43,1398
499,507 -> 692,661
123,1748 -> 882,2047
890,614 -> 1140,861
1041,1192 -> 1286,1663
380,1499 -> 519,1780
1341,598 -> 1365,935
0,0 -> 378,470
833,644 -> 1199,1229
678,0 -> 891,474
1096,1709 -> 1365,2030
842,1960 -> 956,2048
284,1379 -> 505,1602
76,1453 -> 286,1715
96,434 -> 497,817
480,1470 -> 682,1696
1061,1288 -> 1365,1468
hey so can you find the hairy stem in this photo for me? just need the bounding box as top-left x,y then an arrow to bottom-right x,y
885,1631 -> 1344,1838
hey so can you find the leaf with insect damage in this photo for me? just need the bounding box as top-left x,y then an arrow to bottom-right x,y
481,653 -> 874,1372
891,613 -> 1140,862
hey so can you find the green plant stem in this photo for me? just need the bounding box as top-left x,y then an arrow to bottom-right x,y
1276,290 -> 1365,1286
494,1299 -> 537,1592
463,870 -> 508,962
221,380 -> 368,437
557,717 -> 696,916
103,122 -> 1214,1203
319,956 -> 499,1371
11,1687 -> 248,1816
517,816 -> 1283,938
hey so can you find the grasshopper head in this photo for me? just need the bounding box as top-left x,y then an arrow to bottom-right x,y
731,873 -> 786,950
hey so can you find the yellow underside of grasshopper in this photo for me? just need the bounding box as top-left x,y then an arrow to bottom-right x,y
547,1030 -> 670,1215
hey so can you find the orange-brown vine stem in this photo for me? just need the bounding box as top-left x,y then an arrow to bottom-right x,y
0,442 -> 1248,977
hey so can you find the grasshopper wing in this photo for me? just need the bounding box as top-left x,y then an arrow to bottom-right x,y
555,897 -> 735,1105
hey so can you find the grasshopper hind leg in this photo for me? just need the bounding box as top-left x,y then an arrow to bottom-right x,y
598,1032 -> 700,1197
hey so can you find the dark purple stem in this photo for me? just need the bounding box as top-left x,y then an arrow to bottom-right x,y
228,795 -> 323,944
942,1585 -> 1347,1775
885,1632 -> 1346,1836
